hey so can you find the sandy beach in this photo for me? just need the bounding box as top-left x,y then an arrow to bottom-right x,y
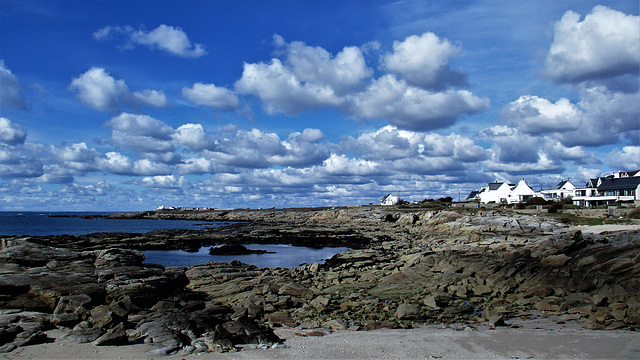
3,317 -> 639,360
570,224 -> 640,234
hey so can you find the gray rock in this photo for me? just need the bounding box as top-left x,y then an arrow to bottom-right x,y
93,322 -> 128,346
52,294 -> 92,327
278,283 -> 315,300
310,296 -> 330,312
488,315 -> 506,329
395,303 -> 419,320
60,328 -> 105,344
90,305 -> 121,329
325,318 -> 349,330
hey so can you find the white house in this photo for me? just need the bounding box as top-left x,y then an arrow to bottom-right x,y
474,179 -> 534,204
538,180 -> 576,202
477,182 -> 514,204
509,179 -> 536,204
380,193 -> 399,206
573,170 -> 640,207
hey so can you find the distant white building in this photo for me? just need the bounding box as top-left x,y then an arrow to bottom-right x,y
155,205 -> 175,211
573,170 -> 640,207
538,180 -> 576,201
477,182 -> 513,204
509,179 -> 536,204
475,179 -> 534,204
380,193 -> 399,206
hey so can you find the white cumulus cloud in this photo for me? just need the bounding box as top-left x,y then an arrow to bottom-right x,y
274,35 -> 373,94
235,58 -> 344,115
140,175 -> 189,189
182,83 -> 239,111
382,32 -> 466,89
607,146 -> 640,170
545,6 -> 640,82
172,123 -> 212,151
95,25 -> 206,58
501,95 -> 583,135
0,117 -> 27,146
70,68 -> 168,112
0,60 -> 28,110
348,75 -> 489,131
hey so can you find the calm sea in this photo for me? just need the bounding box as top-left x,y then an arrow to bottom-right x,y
0,211 -> 349,268
0,211 -> 216,236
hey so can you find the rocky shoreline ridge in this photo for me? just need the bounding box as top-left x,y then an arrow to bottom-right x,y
1,206 -> 639,355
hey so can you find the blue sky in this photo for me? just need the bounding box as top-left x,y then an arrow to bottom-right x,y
1,0 -> 639,211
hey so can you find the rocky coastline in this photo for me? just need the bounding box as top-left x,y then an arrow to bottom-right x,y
1,206 -> 639,356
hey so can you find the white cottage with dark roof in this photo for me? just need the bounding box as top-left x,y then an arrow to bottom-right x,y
539,180 -> 576,201
573,170 -> 640,207
380,193 -> 399,206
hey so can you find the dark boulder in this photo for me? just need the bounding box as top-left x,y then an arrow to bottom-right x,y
209,244 -> 269,255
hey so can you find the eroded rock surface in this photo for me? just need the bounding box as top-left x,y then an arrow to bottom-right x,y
1,207 -> 639,355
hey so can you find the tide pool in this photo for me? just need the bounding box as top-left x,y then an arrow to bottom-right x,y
143,243 -> 350,268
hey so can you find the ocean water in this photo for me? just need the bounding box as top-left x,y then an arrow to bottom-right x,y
143,244 -> 351,268
0,211 -> 217,236
1,211 -> 350,268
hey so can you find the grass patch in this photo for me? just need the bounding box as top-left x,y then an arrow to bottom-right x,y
542,212 -> 635,226
540,212 -> 604,226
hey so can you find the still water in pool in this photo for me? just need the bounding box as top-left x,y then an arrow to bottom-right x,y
143,244 -> 350,268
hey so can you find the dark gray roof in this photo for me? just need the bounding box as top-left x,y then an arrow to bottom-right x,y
488,182 -> 514,191
466,191 -> 480,200
597,176 -> 640,190
586,178 -> 598,188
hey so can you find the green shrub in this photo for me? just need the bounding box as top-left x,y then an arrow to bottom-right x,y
548,202 -> 563,213
628,208 -> 640,219
526,197 -> 548,206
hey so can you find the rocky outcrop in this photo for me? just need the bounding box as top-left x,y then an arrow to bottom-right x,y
0,239 -> 280,355
180,210 -> 640,333
1,207 -> 639,355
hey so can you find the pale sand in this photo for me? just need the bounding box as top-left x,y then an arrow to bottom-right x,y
3,318 -> 639,360
570,224 -> 640,234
